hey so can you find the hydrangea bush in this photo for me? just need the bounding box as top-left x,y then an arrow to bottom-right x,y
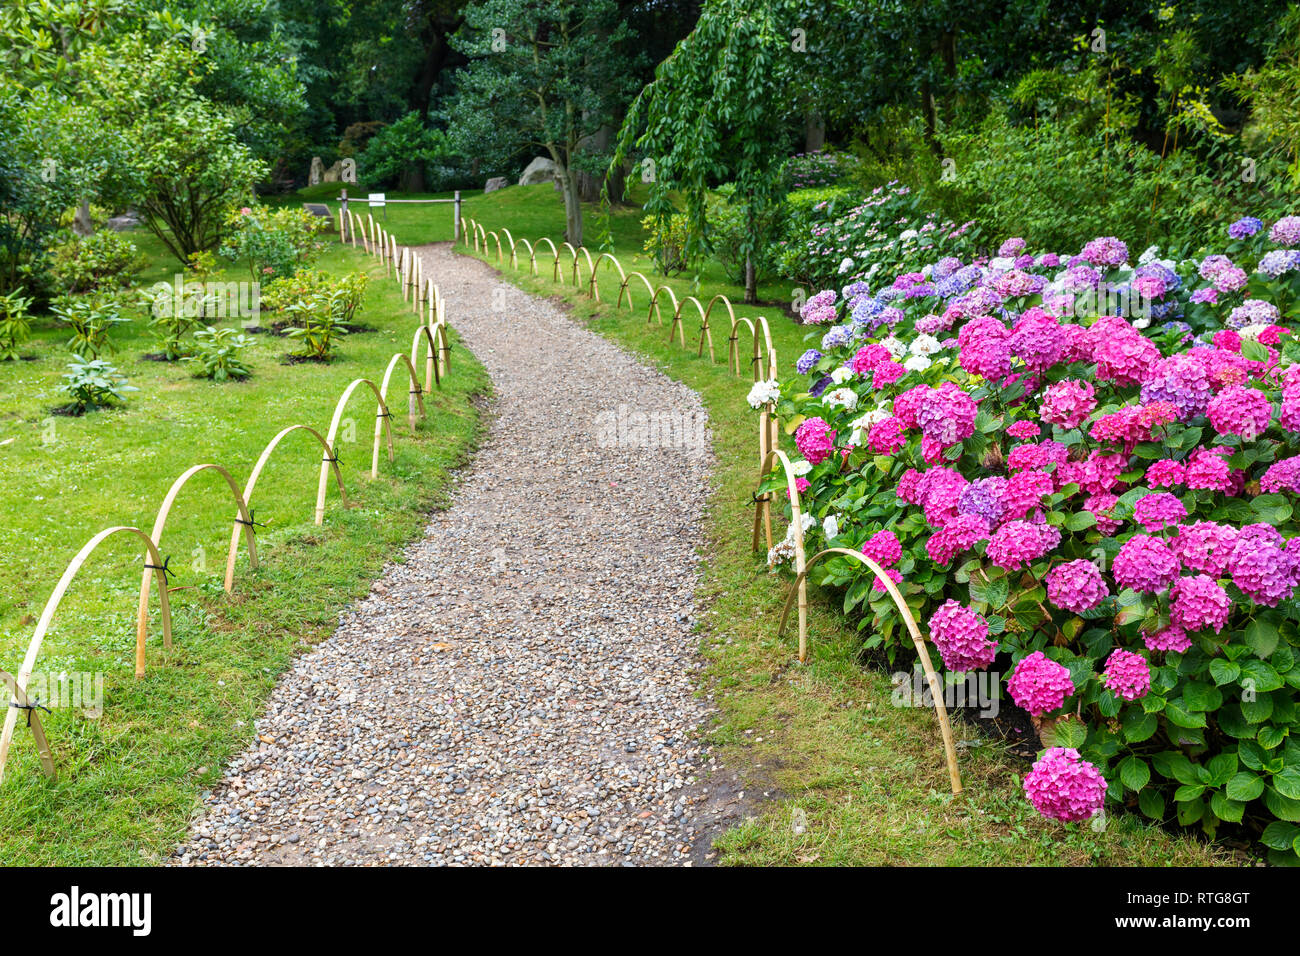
757,217 -> 1300,862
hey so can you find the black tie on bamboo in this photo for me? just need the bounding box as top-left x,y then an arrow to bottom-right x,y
234,509 -> 269,531
144,555 -> 175,581
9,699 -> 51,728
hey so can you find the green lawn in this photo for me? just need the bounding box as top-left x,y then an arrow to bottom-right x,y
438,181 -> 1229,866
0,229 -> 489,864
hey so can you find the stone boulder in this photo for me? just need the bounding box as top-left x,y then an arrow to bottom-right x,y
484,176 -> 509,194
518,156 -> 557,186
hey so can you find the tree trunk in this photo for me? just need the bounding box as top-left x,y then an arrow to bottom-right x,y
557,162 -> 583,246
804,110 -> 825,153
744,205 -> 758,304
73,200 -> 93,236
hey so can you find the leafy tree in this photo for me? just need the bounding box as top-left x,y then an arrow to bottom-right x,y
358,112 -> 456,190
449,0 -> 639,245
612,0 -> 796,303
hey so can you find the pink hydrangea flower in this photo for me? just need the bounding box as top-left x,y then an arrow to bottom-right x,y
1080,236 -> 1129,267
867,416 -> 907,455
1170,573 -> 1232,632
1039,379 -> 1096,429
1102,648 -> 1151,701
1095,332 -> 1161,386
1023,748 -> 1107,823
794,417 -> 836,466
1046,560 -> 1110,612
1229,526 -> 1294,606
873,360 -> 906,389
1007,651 -> 1075,715
1207,385 -> 1272,440
862,529 -> 902,567
928,600 -> 999,671
986,520 -> 1061,571
892,384 -> 930,429
1003,469 -> 1056,520
872,567 -> 904,593
1173,521 -> 1238,577
1007,441 -> 1068,472
1133,492 -> 1187,532
1146,459 -> 1186,488
1083,492 -> 1122,535
1145,625 -> 1192,654
850,344 -> 891,375
917,382 -> 978,447
1113,535 -> 1180,593
925,514 -> 990,565
1184,449 -> 1233,492
1262,455 -> 1300,494
1006,420 -> 1040,439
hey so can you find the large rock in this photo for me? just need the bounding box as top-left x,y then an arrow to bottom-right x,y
106,211 -> 141,232
484,176 -> 509,194
518,156 -> 557,186
322,160 -> 343,183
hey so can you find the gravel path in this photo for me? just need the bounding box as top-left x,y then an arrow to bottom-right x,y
174,243 -> 726,866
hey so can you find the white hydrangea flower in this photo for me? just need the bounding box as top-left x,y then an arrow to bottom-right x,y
1239,323 -> 1270,342
904,355 -> 932,372
909,333 -> 941,356
838,257 -> 854,274
790,458 -> 813,477
824,387 -> 858,411
822,514 -> 839,539
830,366 -> 855,385
988,256 -> 1014,273
746,379 -> 781,409
880,336 -> 906,359
1138,244 -> 1161,265
899,229 -> 918,241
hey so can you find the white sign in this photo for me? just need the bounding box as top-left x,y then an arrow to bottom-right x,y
368,192 -> 386,208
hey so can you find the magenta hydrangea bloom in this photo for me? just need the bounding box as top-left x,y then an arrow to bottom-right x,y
896,468 -> 924,504
872,567 -> 903,593
873,360 -> 906,389
958,318 -> 1013,381
850,344 -> 891,375
1173,521 -> 1238,577
1140,353 -> 1215,421
998,237 -> 1027,257
1095,332 -> 1161,386
1113,535 -> 1181,593
1133,492 -> 1187,532
1007,440 -> 1068,472
1145,625 -> 1192,654
986,520 -> 1060,571
1009,309 -> 1065,373
1229,527 -> 1294,606
1039,379 -> 1096,429
1080,236 -> 1129,267
1006,420 -> 1040,439
868,416 -> 907,455
1282,366 -> 1300,433
794,417 -> 837,465
1146,459 -> 1186,488
928,600 -> 998,671
862,529 -> 902,567
1261,455 -> 1300,494
1184,450 -> 1233,492
1102,649 -> 1151,701
925,514 -> 991,565
1046,560 -> 1110,613
1003,469 -> 1056,520
917,382 -> 978,447
1083,492 -> 1122,535
1007,651 -> 1075,716
1170,574 -> 1232,632
892,384 -> 930,429
1023,748 -> 1107,823
1207,385 -> 1272,440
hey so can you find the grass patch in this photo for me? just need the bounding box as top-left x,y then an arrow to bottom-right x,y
434,183 -> 1228,866
0,231 -> 489,864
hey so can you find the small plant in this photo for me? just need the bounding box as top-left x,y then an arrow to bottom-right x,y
641,213 -> 694,276
284,290 -> 349,361
0,289 -> 34,361
184,326 -> 253,381
56,359 -> 137,414
52,295 -> 131,359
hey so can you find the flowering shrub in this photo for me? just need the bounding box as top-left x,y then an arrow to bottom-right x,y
758,215 -> 1300,862
219,205 -> 327,281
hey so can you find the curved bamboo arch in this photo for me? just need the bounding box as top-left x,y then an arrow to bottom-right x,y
136,463 -> 258,672
670,295 -> 705,350
776,547 -> 963,797
501,228 -> 515,267
411,324 -> 441,394
646,285 -> 678,329
570,246 -> 595,289
729,316 -> 756,377
556,242 -> 579,283
474,222 -> 487,253
0,671 -> 54,781
316,378 -> 395,523
428,320 -> 452,382
381,351 -> 427,432
617,270 -> 655,312
587,253 -> 626,302
699,294 -> 734,363
226,425 -> 350,593
486,231 -> 502,263
514,237 -> 535,275
533,237 -> 559,279
0,525 -> 175,784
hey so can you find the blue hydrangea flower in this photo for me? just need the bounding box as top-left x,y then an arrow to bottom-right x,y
1228,216 -> 1263,240
820,325 -> 853,350
795,349 -> 823,375
850,297 -> 884,325
1259,249 -> 1300,278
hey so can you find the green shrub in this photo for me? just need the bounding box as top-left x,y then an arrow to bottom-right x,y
284,289 -> 350,361
641,213 -> 694,276
219,205 -> 327,281
0,289 -> 34,361
56,358 -> 137,413
706,187 -> 785,286
48,230 -> 145,294
52,295 -> 130,359
184,326 -> 253,381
